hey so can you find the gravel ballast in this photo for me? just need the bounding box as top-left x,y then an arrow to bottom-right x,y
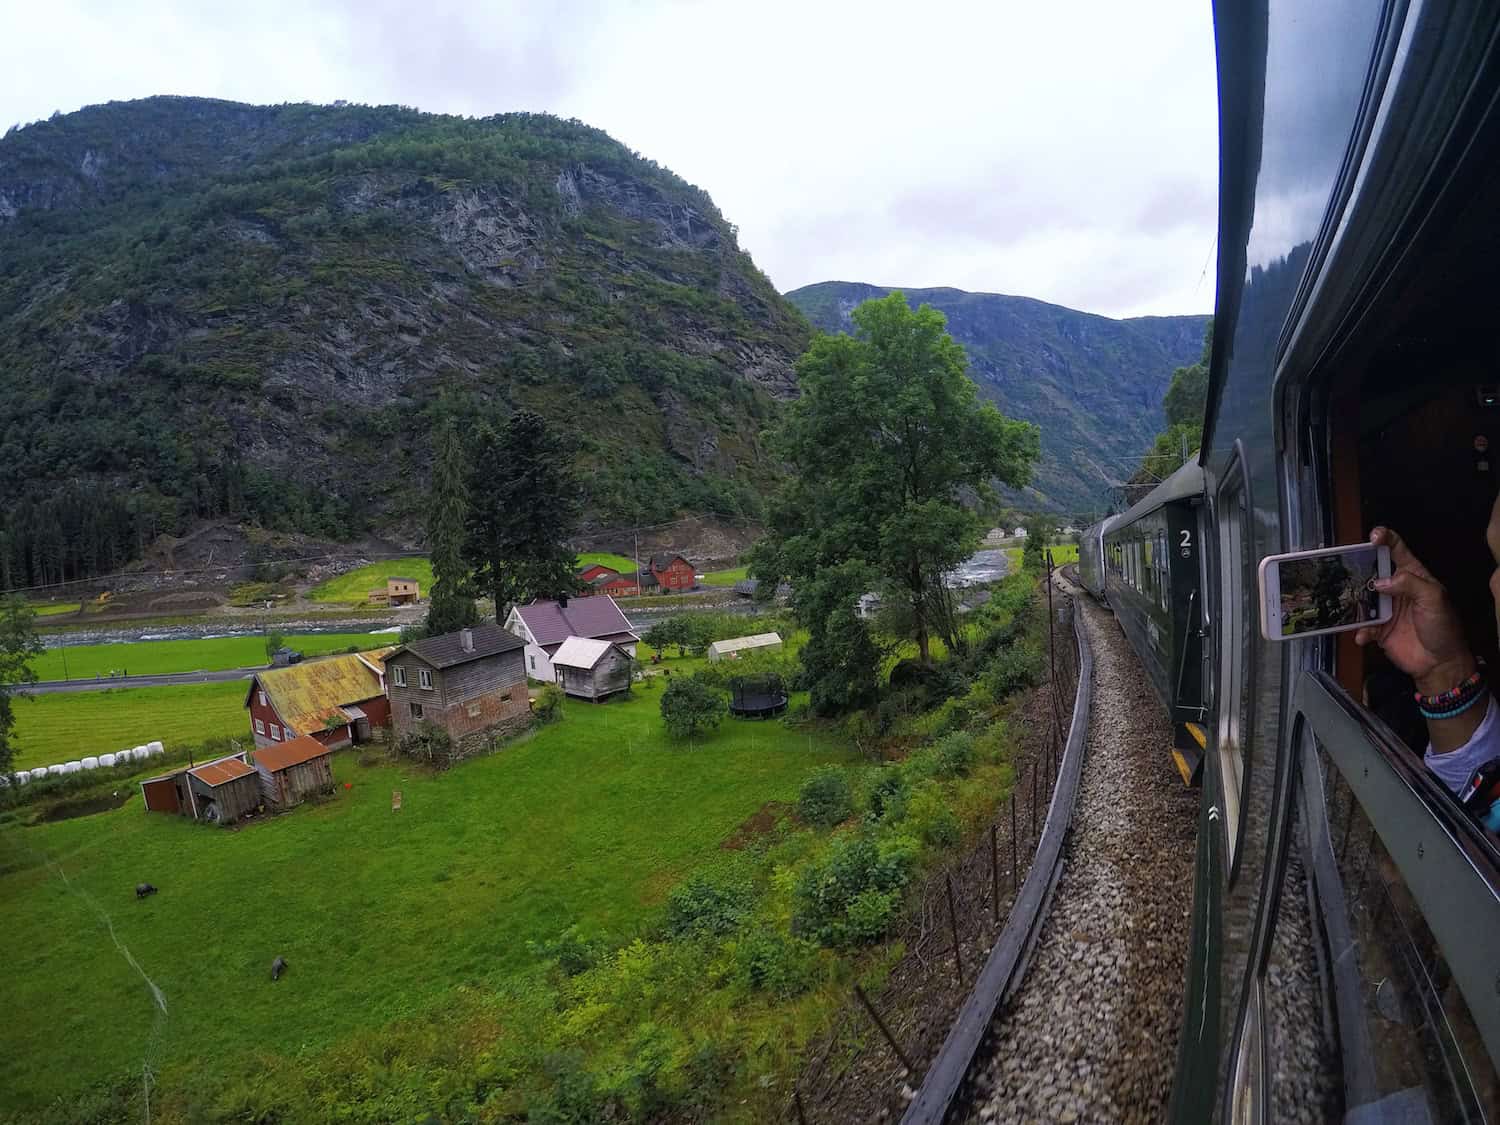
967,590 -> 1199,1124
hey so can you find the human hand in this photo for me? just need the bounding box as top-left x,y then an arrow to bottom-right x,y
1354,526 -> 1475,695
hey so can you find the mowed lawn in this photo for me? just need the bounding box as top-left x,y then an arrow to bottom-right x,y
12,682 -> 250,768
576,550 -> 638,573
0,693 -> 856,1112
701,565 -> 748,587
30,632 -> 390,682
308,558 -> 435,603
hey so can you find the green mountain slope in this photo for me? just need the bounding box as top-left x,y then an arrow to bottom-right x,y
785,281 -> 1209,516
0,97 -> 809,587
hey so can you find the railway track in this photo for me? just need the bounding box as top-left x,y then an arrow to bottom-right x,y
898,576 -> 1198,1124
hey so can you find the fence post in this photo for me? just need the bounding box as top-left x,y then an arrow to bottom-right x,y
1010,792 -> 1019,890
945,873 -> 964,985
1030,761 -> 1038,840
853,984 -> 915,1074
990,823 -> 1000,925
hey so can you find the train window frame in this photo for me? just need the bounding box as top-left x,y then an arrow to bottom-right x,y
1215,454 -> 1255,878
1294,669 -> 1500,1107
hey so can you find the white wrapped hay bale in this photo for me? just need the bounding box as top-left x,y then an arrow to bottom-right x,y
63,761 -> 82,774
13,771 -> 27,786
31,767 -> 48,781
99,753 -> 116,768
81,756 -> 99,770
132,746 -> 149,761
147,741 -> 164,755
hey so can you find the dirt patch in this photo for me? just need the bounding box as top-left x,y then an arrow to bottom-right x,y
35,791 -> 134,823
721,801 -> 791,849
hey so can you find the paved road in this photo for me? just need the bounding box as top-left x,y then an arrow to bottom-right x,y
18,667 -> 262,695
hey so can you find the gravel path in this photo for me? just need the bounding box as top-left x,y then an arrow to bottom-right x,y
967,592 -> 1199,1124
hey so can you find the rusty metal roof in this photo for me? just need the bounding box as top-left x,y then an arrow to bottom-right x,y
189,757 -> 256,787
248,648 -> 393,737
254,734 -> 331,773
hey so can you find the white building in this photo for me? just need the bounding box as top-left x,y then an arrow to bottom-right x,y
707,632 -> 783,663
855,592 -> 883,619
505,596 -> 639,682
1013,526 -> 1029,539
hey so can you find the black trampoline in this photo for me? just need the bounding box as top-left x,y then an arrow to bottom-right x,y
728,674 -> 788,719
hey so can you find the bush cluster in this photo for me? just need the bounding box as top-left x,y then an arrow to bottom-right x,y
532,682 -> 565,723
792,833 -> 918,946
797,767 -> 853,828
664,874 -> 752,937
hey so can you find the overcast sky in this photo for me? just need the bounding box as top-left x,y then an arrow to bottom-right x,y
1,1 -> 1219,319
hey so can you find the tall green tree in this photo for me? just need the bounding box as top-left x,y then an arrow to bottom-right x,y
1129,319 -> 1214,497
752,292 -> 1039,701
426,418 -> 479,636
0,597 -> 42,777
465,410 -> 582,620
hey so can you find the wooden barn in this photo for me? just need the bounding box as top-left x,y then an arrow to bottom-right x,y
551,636 -> 634,700
253,735 -> 335,809
140,752 -> 261,826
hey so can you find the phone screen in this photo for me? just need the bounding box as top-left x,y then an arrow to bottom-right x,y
1275,546 -> 1384,637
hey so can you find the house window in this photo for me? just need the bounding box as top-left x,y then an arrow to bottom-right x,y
255,719 -> 265,735
270,724 -> 281,741
258,691 -> 267,707
529,655 -> 536,671
409,702 -> 424,720
392,665 -> 406,687
419,668 -> 433,690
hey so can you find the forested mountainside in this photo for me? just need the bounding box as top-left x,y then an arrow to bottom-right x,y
0,97 -> 809,588
785,282 -> 1209,515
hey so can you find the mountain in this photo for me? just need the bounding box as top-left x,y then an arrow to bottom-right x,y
785,282 -> 1209,517
0,97 -> 809,588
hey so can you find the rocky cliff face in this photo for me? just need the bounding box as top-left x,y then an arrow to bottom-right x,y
0,98 -> 809,584
785,282 -> 1209,515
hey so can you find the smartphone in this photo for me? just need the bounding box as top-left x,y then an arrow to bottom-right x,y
1258,543 -> 1393,641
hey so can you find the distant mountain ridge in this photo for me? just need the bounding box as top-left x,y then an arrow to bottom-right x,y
785,281 -> 1209,515
0,96 -> 808,587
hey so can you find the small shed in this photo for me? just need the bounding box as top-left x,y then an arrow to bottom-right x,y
254,735 -> 335,809
141,752 -> 259,826
552,636 -> 634,701
707,632 -> 783,663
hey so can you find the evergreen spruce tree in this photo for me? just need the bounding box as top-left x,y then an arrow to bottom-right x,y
466,410 -> 581,620
426,418 -> 478,636
0,597 -> 42,778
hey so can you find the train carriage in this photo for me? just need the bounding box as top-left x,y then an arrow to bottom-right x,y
1094,461 -> 1210,784
1166,2 -> 1500,1120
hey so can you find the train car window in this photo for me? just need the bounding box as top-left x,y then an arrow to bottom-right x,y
1143,532 -> 1155,599
1158,529 -> 1169,611
1291,671 -> 1500,1118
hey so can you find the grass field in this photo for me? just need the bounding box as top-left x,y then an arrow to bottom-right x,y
576,550 -> 639,573
701,565 -> 748,587
12,681 -> 250,769
31,632 -> 392,682
27,601 -> 81,617
308,558 -> 436,603
0,693 -> 856,1115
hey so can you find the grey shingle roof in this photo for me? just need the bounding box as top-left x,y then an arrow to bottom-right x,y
394,624 -> 522,669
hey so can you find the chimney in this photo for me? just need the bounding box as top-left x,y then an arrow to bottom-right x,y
459,627 -> 474,653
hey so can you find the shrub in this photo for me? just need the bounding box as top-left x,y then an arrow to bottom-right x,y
793,834 -> 918,946
798,767 -> 853,828
527,924 -> 600,977
866,769 -> 908,821
906,783 -> 961,847
664,873 -> 751,937
933,731 -> 975,778
844,889 -> 902,944
660,677 -> 728,739
984,640 -> 1043,701
533,682 -> 565,723
734,928 -> 819,997
395,721 -> 453,765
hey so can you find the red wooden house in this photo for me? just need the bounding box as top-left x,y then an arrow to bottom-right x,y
576,564 -> 642,598
245,648 -> 393,751
640,553 -> 696,593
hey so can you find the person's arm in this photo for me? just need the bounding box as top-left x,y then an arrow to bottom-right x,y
1354,527 -> 1486,753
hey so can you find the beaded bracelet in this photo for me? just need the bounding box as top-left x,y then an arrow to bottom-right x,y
1419,686 -> 1489,722
1414,663 -> 1486,711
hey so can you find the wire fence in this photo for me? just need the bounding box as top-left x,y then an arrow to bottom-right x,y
791,555 -> 1083,1121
